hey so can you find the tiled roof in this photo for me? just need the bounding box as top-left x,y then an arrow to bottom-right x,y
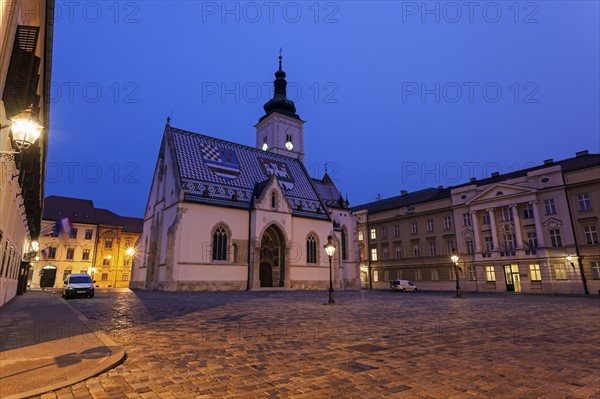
352,188 -> 452,214
42,196 -> 143,232
168,126 -> 329,219
312,173 -> 349,209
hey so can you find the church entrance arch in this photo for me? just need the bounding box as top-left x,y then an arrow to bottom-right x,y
258,225 -> 286,287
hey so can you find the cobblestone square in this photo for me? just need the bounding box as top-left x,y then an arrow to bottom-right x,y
41,290 -> 599,399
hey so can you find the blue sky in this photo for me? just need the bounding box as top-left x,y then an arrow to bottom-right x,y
45,1 -> 600,217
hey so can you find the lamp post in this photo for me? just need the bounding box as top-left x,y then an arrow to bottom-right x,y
324,235 -> 336,304
450,250 -> 462,298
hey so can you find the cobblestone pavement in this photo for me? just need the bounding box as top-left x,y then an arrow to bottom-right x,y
38,290 -> 599,399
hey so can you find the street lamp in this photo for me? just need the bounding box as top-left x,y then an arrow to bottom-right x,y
0,107 -> 44,161
324,235 -> 336,304
450,250 -> 462,298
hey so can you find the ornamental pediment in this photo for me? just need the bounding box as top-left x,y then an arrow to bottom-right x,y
543,218 -> 563,229
466,183 -> 537,205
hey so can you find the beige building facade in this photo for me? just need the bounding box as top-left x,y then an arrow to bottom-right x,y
32,196 -> 142,289
354,151 -> 599,295
0,0 -> 54,306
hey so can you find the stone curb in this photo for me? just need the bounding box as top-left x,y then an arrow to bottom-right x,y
5,294 -> 126,399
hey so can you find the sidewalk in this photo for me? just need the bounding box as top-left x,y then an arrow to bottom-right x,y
0,290 -> 125,399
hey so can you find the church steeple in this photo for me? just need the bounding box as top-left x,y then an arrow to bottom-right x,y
261,51 -> 300,122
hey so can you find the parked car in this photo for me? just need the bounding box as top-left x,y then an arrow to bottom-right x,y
390,279 -> 418,292
62,274 -> 95,299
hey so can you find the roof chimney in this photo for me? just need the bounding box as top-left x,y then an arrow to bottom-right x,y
576,150 -> 589,157
400,190 -> 408,196
543,159 -> 553,165
437,185 -> 443,190
491,172 -> 500,177
470,177 -> 477,182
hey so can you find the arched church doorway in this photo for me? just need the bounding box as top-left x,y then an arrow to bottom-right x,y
40,265 -> 57,289
259,225 -> 286,287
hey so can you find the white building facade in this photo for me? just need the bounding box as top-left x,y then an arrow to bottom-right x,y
131,58 -> 360,291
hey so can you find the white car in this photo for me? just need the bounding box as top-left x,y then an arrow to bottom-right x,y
63,274 -> 95,299
390,279 -> 418,292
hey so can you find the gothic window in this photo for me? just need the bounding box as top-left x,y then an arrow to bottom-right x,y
307,235 -> 317,264
271,192 -> 277,208
341,228 -> 347,260
213,226 -> 228,261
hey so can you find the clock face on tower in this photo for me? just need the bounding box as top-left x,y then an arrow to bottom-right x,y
262,142 -> 268,151
285,141 -> 294,151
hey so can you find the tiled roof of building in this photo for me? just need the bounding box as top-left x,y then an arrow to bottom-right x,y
42,196 -> 143,232
168,126 -> 329,220
42,196 -> 97,223
311,173 -> 349,210
352,188 -> 452,214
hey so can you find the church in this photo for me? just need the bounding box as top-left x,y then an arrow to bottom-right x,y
130,57 -> 360,291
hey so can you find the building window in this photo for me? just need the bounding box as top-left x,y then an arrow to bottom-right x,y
413,245 -> 420,258
529,264 -> 542,281
124,259 -> 131,266
544,199 -> 556,215
485,266 -> 496,282
431,268 -> 439,281
393,225 -> 400,237
500,207 -> 513,222
125,240 -> 132,248
414,269 -> 422,281
412,222 -> 419,234
446,240 -> 454,255
370,228 -> 376,240
426,219 -> 433,233
62,269 -> 72,281
103,258 -> 110,267
307,235 -> 317,264
591,262 -> 600,280
526,232 -> 538,252
69,228 -> 78,239
449,267 -> 456,281
341,229 -> 347,260
66,248 -> 75,260
85,229 -> 93,240
554,264 -> 568,280
82,249 -> 90,261
358,231 -> 363,241
429,242 -> 436,257
48,247 -> 57,259
578,193 -> 592,211
395,247 -> 401,260
122,273 -> 129,281
383,247 -> 389,260
482,212 -> 491,225
523,204 -> 534,219
101,273 -> 108,281
383,270 -> 389,282
463,213 -> 471,227
502,234 -> 516,253
466,240 -> 474,254
373,270 -> 379,282
213,226 -> 228,261
443,216 -> 452,230
584,226 -> 599,245
381,227 -> 387,239
271,192 -> 277,208
105,238 -> 113,249
549,229 -> 562,247
370,248 -> 378,262
468,265 -> 477,281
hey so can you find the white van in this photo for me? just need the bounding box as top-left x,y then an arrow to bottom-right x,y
390,279 -> 418,292
63,273 -> 95,299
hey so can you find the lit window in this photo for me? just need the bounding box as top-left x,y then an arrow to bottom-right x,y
370,228 -> 376,240
529,264 -> 541,281
105,238 -> 113,249
485,266 -> 496,282
82,249 -> 90,261
358,231 -> 363,241
122,273 -> 129,281
373,270 -> 379,282
371,248 -> 378,261
554,264 -> 568,280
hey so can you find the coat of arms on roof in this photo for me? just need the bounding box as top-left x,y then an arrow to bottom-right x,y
200,143 -> 240,181
258,157 -> 295,190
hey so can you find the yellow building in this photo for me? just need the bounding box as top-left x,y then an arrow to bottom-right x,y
32,196 -> 142,289
0,0 -> 54,306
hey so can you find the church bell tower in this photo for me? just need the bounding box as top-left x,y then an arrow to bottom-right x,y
255,53 -> 305,163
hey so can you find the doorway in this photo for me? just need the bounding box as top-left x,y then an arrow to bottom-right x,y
503,264 -> 521,292
258,225 -> 285,287
40,265 -> 57,289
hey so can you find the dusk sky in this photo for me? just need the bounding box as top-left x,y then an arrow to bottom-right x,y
45,1 -> 600,218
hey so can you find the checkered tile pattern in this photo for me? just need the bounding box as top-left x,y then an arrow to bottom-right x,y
201,144 -> 221,162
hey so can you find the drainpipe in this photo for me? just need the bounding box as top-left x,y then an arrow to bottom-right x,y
246,209 -> 252,291
563,187 -> 589,295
